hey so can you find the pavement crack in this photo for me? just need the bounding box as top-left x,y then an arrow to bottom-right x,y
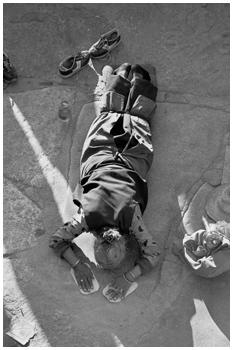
66,131 -> 74,186
136,317 -> 160,346
158,90 -> 229,112
3,247 -> 33,259
10,11 -> 51,23
159,99 -> 229,113
3,174 -> 44,210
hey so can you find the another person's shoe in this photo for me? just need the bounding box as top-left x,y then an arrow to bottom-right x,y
114,63 -> 131,79
59,50 -> 90,78
3,52 -> 18,83
89,29 -> 121,59
131,64 -> 151,82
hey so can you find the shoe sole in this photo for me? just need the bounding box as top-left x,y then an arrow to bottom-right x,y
102,282 -> 138,302
90,36 -> 122,60
70,264 -> 99,295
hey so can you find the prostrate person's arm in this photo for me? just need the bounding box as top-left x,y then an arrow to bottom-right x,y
106,204 -> 161,301
49,208 -> 88,257
63,247 -> 94,292
130,203 -> 161,273
123,264 -> 142,282
49,208 -> 94,292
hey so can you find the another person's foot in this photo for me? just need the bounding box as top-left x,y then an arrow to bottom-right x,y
3,52 -> 18,83
102,65 -> 114,83
131,64 -> 151,81
114,63 -> 131,79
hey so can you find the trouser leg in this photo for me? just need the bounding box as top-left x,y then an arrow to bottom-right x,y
105,74 -> 131,97
80,65 -> 157,180
125,77 -> 158,112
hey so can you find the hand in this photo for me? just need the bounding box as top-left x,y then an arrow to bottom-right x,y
106,275 -> 132,301
73,262 -> 94,292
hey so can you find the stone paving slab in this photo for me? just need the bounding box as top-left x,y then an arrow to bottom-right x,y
3,3 -> 230,347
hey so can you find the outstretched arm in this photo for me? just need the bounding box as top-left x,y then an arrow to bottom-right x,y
49,208 -> 88,256
131,203 -> 161,271
49,208 -> 94,292
106,204 -> 161,300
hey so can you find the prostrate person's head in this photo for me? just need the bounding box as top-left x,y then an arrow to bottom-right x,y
94,227 -> 141,273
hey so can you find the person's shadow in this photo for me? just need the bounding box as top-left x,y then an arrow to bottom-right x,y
137,261 -> 229,347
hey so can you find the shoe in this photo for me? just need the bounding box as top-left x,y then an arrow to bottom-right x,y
89,29 -> 121,59
114,63 -> 131,79
59,50 -> 90,78
131,64 -> 151,82
3,52 -> 18,83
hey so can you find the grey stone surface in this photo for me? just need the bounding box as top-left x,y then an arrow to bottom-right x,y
205,184 -> 230,222
3,178 -> 43,254
3,3 -> 229,347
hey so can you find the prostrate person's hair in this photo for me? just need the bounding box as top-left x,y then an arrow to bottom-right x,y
94,227 -> 141,273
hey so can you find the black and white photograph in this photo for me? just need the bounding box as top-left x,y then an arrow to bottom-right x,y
3,1 -> 230,347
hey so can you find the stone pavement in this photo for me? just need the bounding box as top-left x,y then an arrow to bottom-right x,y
3,3 -> 230,347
